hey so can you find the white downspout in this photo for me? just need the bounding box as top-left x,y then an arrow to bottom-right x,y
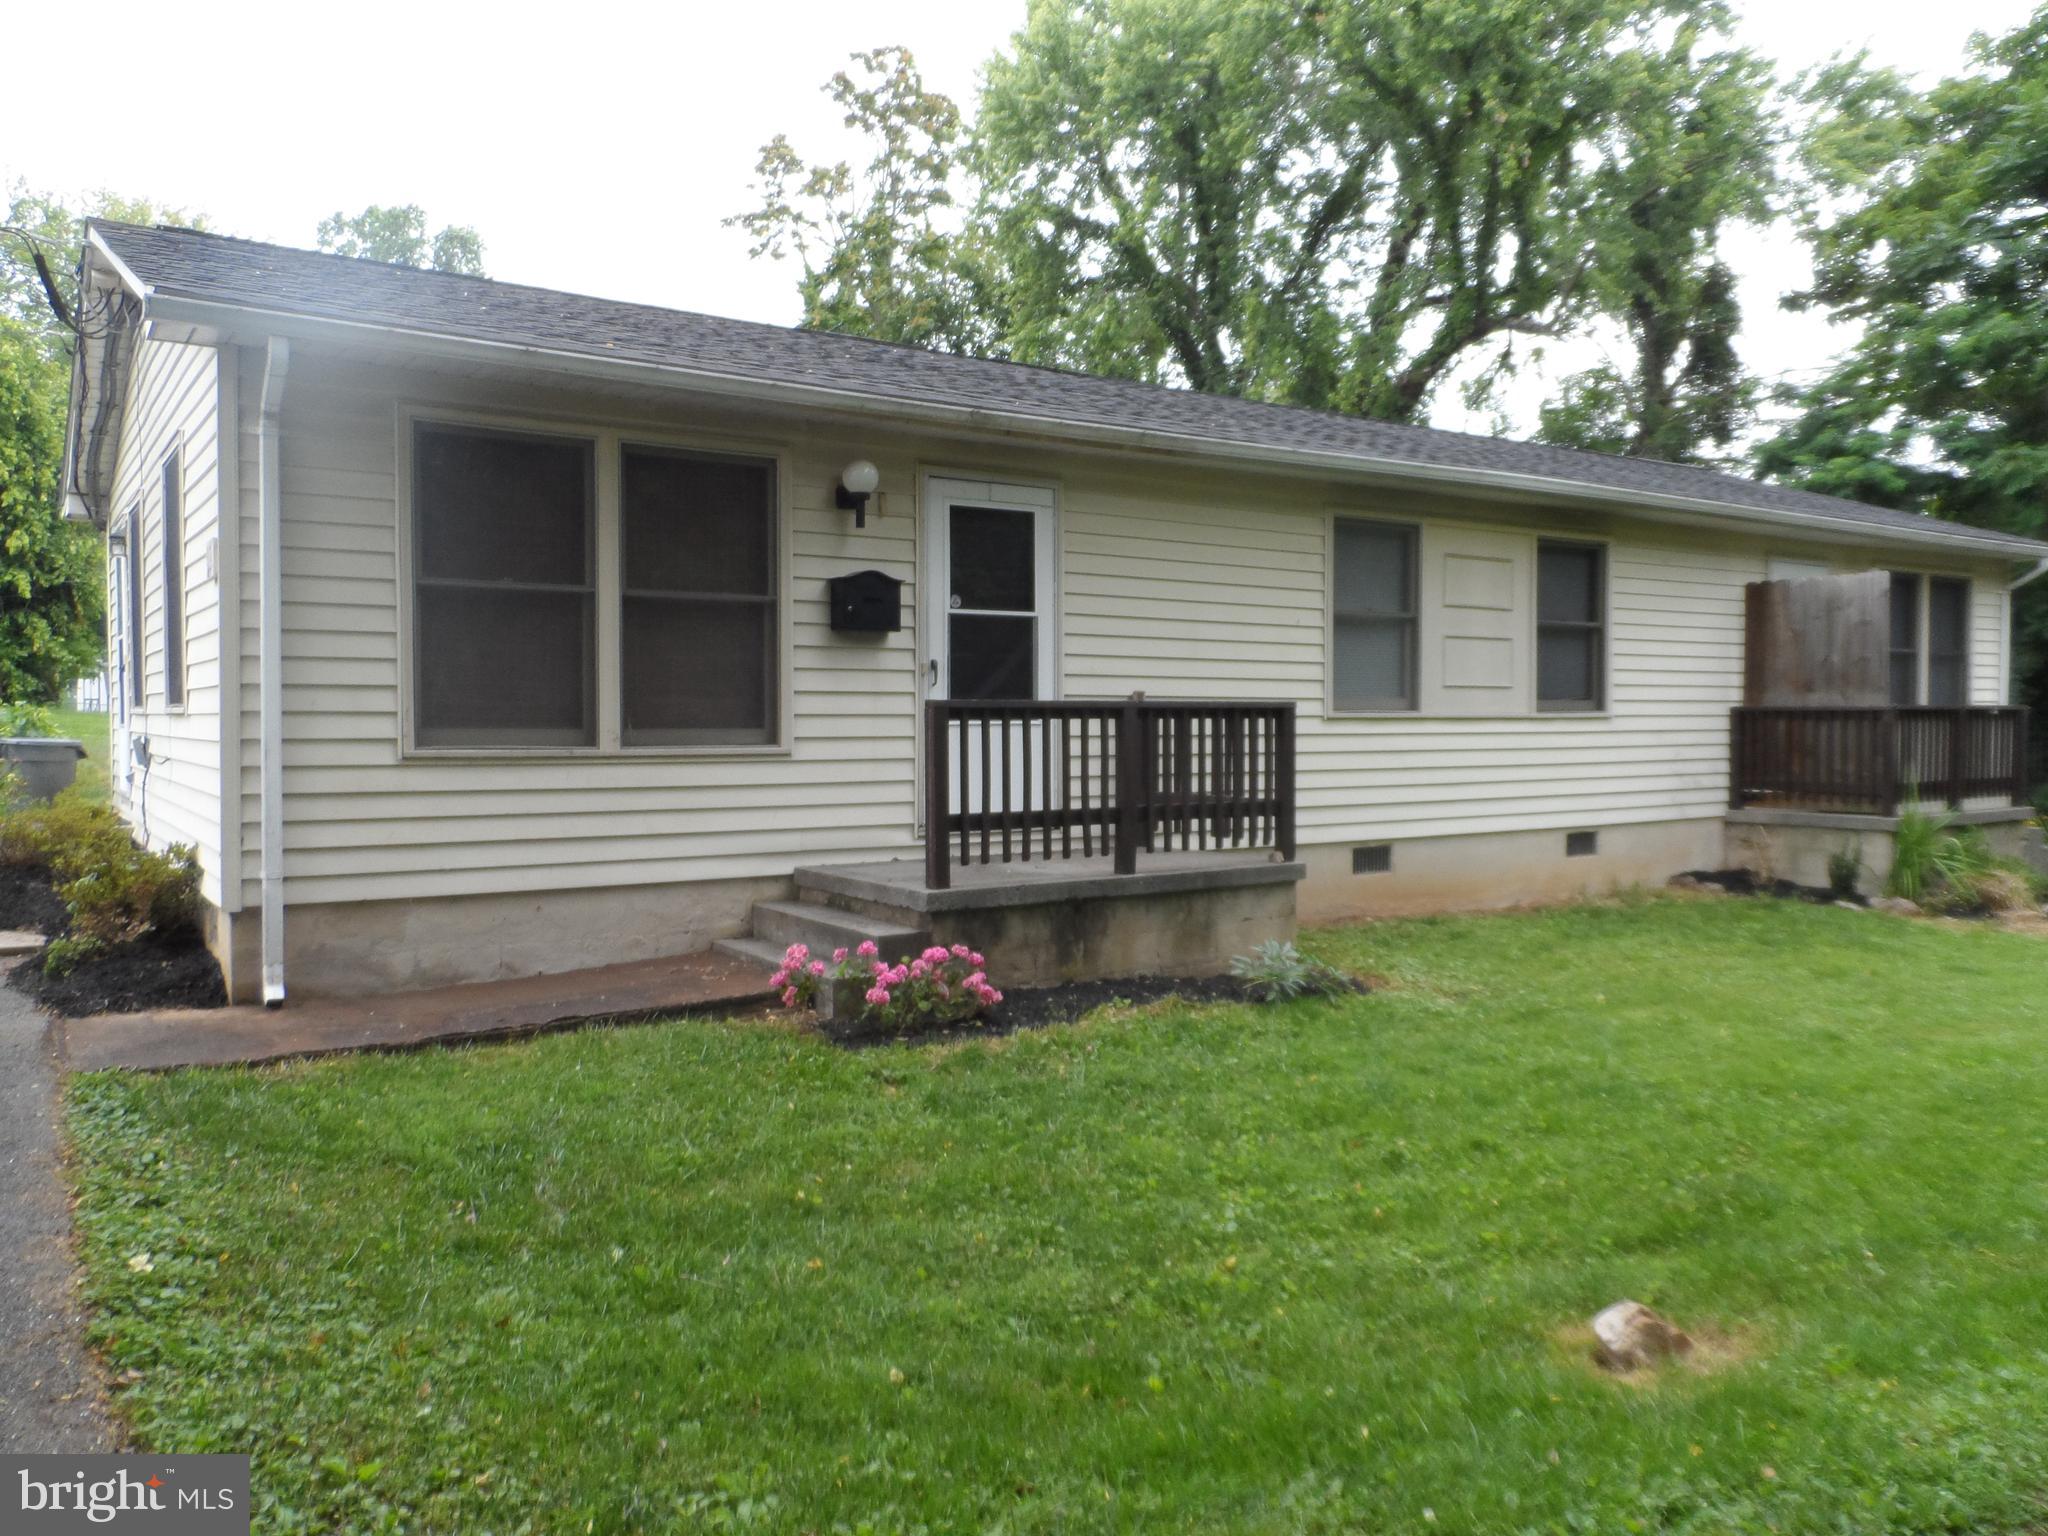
2011,557 -> 2048,591
257,338 -> 290,1005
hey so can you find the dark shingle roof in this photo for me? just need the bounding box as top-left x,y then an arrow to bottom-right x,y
90,221 -> 2046,558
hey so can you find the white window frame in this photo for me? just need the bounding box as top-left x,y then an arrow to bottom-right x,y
1886,569 -> 1973,708
395,404 -> 794,759
159,439 -> 188,713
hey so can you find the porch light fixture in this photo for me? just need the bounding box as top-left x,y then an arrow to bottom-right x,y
836,459 -> 880,527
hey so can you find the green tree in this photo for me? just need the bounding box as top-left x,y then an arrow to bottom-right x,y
1757,15 -> 2048,760
0,186 -> 197,703
728,48 -> 998,352
742,1 -> 1767,430
1537,24 -> 1779,464
315,205 -> 485,274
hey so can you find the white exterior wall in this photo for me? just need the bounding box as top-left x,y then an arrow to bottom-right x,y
106,336 -> 228,905
194,346 -> 2020,917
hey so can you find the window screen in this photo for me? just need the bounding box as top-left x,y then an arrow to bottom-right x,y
413,423 -> 595,747
161,452 -> 184,706
1889,572 -> 1921,706
1537,542 -> 1604,711
1332,519 -> 1416,710
1927,577 -> 1969,707
620,445 -> 777,746
125,504 -> 143,709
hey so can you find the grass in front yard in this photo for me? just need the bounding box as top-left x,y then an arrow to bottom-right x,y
51,705 -> 111,802
66,898 -> 2048,1534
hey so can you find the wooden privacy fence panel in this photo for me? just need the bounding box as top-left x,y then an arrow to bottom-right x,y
924,698 -> 1297,888
1729,706 -> 2029,814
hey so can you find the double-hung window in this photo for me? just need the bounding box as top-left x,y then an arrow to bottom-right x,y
1537,541 -> 1605,711
1887,572 -> 1971,706
124,503 -> 144,710
1331,518 -> 1417,711
410,420 -> 779,751
413,424 -> 597,748
620,445 -> 777,746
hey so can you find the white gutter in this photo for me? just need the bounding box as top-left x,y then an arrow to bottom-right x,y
140,289 -> 2048,564
2011,557 -> 2048,590
256,337 -> 290,1006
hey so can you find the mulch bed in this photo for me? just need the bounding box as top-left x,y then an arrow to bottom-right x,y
820,971 -> 1369,1050
0,863 -> 69,936
1679,869 -> 1860,906
1,863 -> 226,1017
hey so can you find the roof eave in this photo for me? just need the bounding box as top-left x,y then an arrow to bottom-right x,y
138,288 -> 2048,566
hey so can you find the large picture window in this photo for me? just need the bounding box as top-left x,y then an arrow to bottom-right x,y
1537,541 -> 1605,711
412,423 -> 596,747
1331,518 -> 1417,711
620,445 -> 777,746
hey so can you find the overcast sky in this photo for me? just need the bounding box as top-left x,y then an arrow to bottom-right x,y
5,0 -> 2036,437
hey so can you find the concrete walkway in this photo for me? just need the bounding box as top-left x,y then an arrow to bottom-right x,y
64,948 -> 778,1072
0,983 -> 112,1452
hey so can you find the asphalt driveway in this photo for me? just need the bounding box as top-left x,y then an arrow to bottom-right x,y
0,982 -> 110,1451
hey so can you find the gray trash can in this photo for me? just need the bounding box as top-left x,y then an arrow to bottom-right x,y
0,738 -> 87,801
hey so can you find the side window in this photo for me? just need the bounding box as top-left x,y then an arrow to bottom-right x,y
126,504 -> 144,709
1927,577 -> 1970,707
1536,542 -> 1605,711
1331,518 -> 1417,711
162,449 -> 185,707
1888,572 -> 1920,705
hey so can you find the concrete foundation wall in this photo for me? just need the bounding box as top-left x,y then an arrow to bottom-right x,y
1725,811 -> 2038,896
223,874 -> 792,1001
1297,818 -> 1724,924
923,881 -> 1298,988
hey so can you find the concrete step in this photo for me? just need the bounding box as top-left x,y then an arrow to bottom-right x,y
749,900 -> 928,958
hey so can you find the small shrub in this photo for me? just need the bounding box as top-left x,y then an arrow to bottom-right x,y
60,841 -> 201,945
1886,806 -> 1950,904
1230,940 -> 1352,1002
0,701 -> 58,738
1827,845 -> 1863,898
1888,806 -> 2039,913
42,933 -> 106,977
771,941 -> 1003,1032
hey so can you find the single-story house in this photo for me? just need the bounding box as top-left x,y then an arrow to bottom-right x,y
63,222 -> 2047,1004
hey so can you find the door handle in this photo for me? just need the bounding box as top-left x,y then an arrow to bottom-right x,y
928,659 -> 939,690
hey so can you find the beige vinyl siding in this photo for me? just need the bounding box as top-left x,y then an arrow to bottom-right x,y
256,354 -> 921,907
226,345 -> 2024,911
108,336 -> 226,903
1971,581 -> 2008,705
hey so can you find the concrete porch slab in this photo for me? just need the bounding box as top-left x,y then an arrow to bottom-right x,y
799,849 -> 1305,914
62,949 -> 778,1072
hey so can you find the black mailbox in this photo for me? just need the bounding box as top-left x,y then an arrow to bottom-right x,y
828,569 -> 903,634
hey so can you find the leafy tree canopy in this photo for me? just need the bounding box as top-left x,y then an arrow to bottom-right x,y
315,205 -> 485,274
740,1 -> 1773,437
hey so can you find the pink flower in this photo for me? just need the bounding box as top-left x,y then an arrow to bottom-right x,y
964,971 -> 986,990
909,959 -> 929,980
865,985 -> 892,1007
950,943 -> 972,959
922,946 -> 950,965
857,940 -> 879,958
888,965 -> 910,986
781,987 -> 799,1007
832,947 -> 849,964
969,952 -> 985,969
988,989 -> 1003,1004
809,960 -> 827,977
770,967 -> 790,988
872,959 -> 889,978
783,943 -> 809,964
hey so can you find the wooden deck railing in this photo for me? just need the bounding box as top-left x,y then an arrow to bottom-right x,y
924,698 -> 1297,889
1729,706 -> 2030,814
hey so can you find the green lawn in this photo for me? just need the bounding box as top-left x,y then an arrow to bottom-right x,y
51,705 -> 111,802
65,899 -> 2048,1535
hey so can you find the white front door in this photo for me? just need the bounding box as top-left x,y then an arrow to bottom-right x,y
922,476 -> 1058,704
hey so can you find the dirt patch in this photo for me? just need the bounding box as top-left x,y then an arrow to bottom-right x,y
1551,1320 -> 1761,1386
0,864 -> 68,937
9,927 -> 225,1017
1680,869 -> 1854,905
820,971 -> 1369,1049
